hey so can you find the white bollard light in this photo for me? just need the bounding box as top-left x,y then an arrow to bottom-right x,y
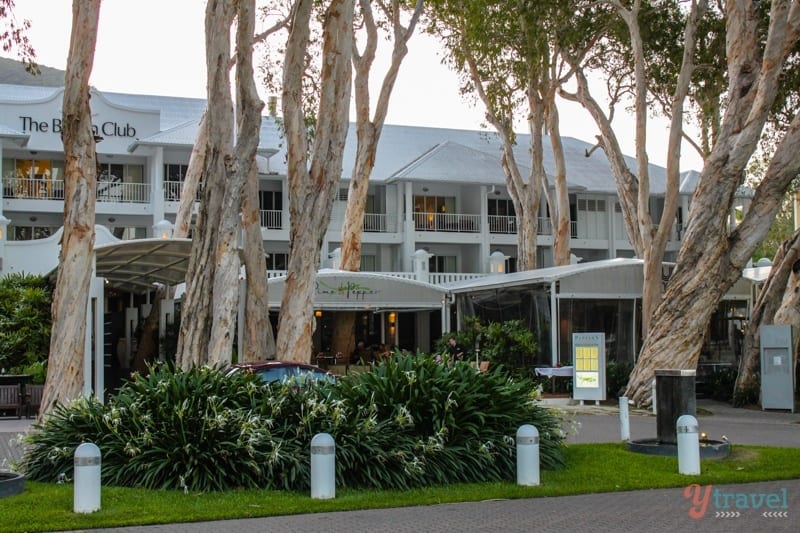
516,424 -> 540,486
74,442 -> 101,513
676,414 -> 701,475
310,433 -> 335,499
619,396 -> 630,441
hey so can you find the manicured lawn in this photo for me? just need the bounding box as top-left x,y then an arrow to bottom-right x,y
2,443 -> 800,532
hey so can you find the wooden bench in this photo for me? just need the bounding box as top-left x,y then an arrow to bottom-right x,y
0,384 -> 23,418
25,384 -> 44,418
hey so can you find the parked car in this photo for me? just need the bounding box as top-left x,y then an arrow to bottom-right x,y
225,361 -> 335,385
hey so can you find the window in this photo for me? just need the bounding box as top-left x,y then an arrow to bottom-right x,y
429,255 -> 457,273
10,225 -> 57,241
2,158 -> 64,199
360,255 -> 376,272
259,190 -> 282,211
413,195 -> 455,213
266,253 -> 288,271
488,198 -> 516,217
164,164 -> 189,182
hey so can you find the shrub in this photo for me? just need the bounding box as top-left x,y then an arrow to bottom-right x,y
22,356 -> 565,492
437,318 -> 537,369
0,273 -> 52,371
707,367 -> 738,403
605,360 -> 633,398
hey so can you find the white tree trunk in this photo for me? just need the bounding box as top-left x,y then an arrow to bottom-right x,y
276,0 -> 354,363
177,0 -> 236,369
208,0 -> 262,367
173,113 -> 207,239
626,0 -> 800,406
40,0 -> 101,419
332,0 -> 423,355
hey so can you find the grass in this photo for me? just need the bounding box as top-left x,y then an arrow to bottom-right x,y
2,443 -> 800,532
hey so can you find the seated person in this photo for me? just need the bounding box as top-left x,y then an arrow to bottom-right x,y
350,340 -> 374,364
447,336 -> 466,361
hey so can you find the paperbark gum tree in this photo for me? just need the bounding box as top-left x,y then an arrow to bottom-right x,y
207,0 -> 267,367
426,0 -> 582,271
625,0 -> 800,407
330,0 -> 423,357
561,0 -> 705,334
734,229 -> 800,402
177,0 -> 236,369
233,0 -> 275,363
40,0 -> 100,419
276,0 -> 354,363
173,113 -> 206,239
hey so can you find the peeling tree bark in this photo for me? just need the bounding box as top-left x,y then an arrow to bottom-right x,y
39,0 -> 101,420
235,0 -> 274,363
331,0 -> 423,357
173,113 -> 206,239
177,0 -> 236,369
625,0 -> 800,407
276,0 -> 354,363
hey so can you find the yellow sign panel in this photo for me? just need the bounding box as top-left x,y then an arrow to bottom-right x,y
575,345 -> 599,371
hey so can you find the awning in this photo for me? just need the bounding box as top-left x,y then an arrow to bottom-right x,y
93,238 -> 192,292
268,269 -> 449,311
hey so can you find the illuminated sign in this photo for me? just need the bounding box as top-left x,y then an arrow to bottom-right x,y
572,332 -> 606,402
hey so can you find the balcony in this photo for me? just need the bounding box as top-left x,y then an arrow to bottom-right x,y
260,209 -> 283,230
3,177 -> 150,203
163,180 -> 203,202
364,213 -> 398,233
413,212 -> 481,233
487,215 -> 553,236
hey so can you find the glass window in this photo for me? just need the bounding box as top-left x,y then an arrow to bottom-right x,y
429,255 -> 457,273
266,253 -> 288,271
164,164 -> 189,182
360,255 -> 376,272
413,195 -> 456,213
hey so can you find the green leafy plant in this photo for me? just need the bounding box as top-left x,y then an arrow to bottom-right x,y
706,367 -> 738,403
0,273 -> 52,371
22,356 -> 565,492
437,318 -> 537,370
605,360 -> 633,398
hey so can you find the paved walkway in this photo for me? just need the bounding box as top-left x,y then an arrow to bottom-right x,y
1,399 -> 798,532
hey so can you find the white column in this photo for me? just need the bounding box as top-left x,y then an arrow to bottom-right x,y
550,281 -> 559,366
92,277 -> 105,403
402,182 -> 415,272
151,147 -> 165,228
480,185 -> 490,271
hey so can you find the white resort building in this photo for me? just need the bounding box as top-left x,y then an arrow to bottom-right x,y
0,75 -> 753,394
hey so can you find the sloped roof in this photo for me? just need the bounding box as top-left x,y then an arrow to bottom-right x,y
94,238 -> 192,292
0,123 -> 28,146
443,258 -> 645,293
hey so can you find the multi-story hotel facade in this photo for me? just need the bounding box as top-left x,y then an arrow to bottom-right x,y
0,81 -> 752,391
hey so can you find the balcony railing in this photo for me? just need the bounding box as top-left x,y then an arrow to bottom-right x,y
364,213 -> 396,233
96,181 -> 150,203
3,177 -> 150,203
428,272 -> 487,284
413,212 -> 480,233
2,177 -> 64,200
163,180 -> 203,202
260,210 -> 282,230
487,215 -> 554,236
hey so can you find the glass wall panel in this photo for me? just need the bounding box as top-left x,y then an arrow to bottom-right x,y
558,298 -> 639,365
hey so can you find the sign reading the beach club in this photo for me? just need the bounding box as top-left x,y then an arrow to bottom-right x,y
19,116 -> 137,138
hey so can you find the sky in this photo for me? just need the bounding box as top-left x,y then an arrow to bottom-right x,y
7,0 -> 704,171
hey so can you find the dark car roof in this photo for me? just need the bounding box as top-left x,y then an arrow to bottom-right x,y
228,361 -> 326,372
